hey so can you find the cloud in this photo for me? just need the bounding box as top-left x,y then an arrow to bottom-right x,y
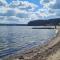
0,0 -> 60,24
0,0 -> 8,6
0,0 -> 39,24
51,0 -> 60,9
9,1 -> 38,11
39,0 -> 57,19
40,0 -> 56,8
39,0 -> 60,19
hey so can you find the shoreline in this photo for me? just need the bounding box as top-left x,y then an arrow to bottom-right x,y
2,28 -> 60,60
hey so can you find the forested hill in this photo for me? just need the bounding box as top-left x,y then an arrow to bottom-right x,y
28,18 -> 60,26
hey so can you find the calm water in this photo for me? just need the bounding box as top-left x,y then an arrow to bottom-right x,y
0,26 -> 56,58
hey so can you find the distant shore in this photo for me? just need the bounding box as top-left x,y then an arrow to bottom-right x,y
0,24 -> 27,26
0,24 -> 57,29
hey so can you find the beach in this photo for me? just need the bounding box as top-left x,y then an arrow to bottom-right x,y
1,26 -> 60,60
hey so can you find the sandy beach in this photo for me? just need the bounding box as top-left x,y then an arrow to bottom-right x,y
2,26 -> 60,60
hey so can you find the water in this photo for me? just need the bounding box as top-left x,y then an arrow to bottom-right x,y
0,26 -> 56,58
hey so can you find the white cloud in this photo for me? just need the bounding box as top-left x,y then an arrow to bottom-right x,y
0,0 -> 60,24
0,6 -> 8,13
0,0 -> 39,24
0,0 -> 8,6
40,0 -> 56,8
39,0 -> 57,19
9,1 -> 38,11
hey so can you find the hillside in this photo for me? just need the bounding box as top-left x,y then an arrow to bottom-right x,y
28,18 -> 60,26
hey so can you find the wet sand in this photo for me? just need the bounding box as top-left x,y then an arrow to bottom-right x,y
2,26 -> 60,60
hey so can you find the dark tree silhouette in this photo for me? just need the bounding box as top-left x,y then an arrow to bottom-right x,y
28,18 -> 60,26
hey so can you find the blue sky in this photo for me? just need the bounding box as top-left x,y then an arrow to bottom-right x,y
6,0 -> 40,5
0,0 -> 60,24
6,0 -> 42,8
6,0 -> 12,3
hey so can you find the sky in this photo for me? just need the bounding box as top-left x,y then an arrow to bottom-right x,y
6,0 -> 40,5
0,0 -> 60,24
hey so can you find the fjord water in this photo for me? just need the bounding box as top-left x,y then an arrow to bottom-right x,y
0,26 -> 56,58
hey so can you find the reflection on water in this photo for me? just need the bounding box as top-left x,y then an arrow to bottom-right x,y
0,26 -> 56,58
